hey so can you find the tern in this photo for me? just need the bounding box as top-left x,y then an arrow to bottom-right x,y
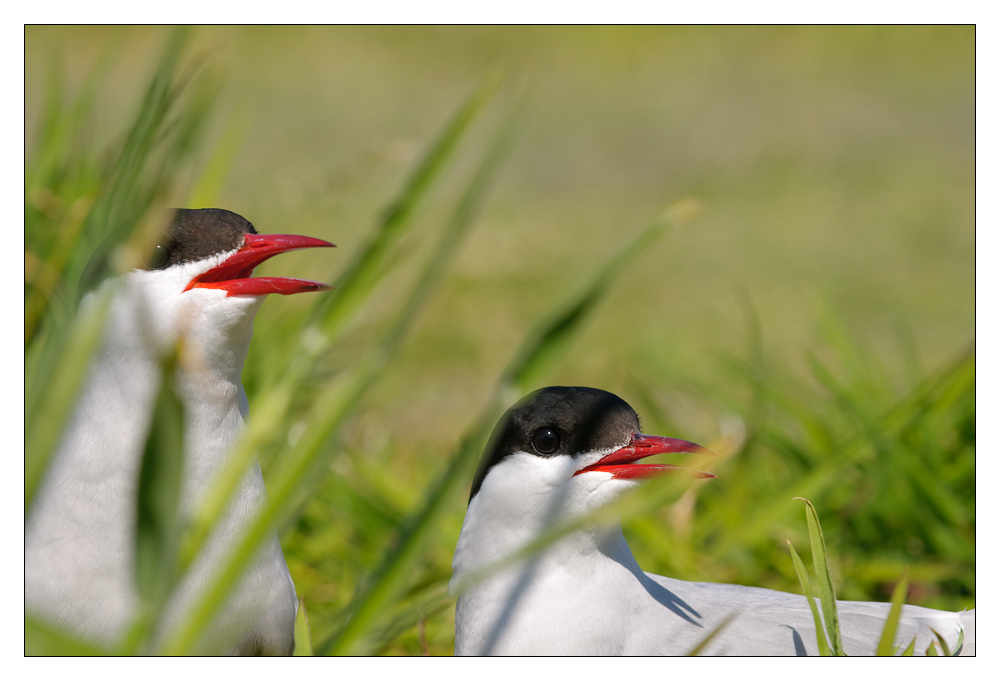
25,208 -> 334,655
450,386 -> 975,656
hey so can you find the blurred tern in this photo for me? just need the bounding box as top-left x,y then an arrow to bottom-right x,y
25,208 -> 334,655
450,386 -> 975,655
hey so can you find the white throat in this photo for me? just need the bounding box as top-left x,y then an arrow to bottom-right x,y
450,452 -> 648,655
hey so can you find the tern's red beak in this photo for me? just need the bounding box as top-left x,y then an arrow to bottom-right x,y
574,433 -> 716,480
185,233 -> 335,296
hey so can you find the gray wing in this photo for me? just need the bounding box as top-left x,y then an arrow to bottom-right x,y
645,572 -> 974,656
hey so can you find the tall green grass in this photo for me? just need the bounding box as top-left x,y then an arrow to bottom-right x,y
788,498 -> 965,656
620,320 -> 974,614
25,30 -> 974,656
26,28 -> 209,510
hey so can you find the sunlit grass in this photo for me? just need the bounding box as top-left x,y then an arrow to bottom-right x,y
788,498 -> 966,656
25,27 -> 974,655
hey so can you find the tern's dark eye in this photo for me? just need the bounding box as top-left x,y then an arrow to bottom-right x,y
148,243 -> 169,270
531,427 -> 560,455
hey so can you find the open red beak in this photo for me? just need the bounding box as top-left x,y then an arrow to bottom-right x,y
574,433 -> 716,480
184,233 -> 335,296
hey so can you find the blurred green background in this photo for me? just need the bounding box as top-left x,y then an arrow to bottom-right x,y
26,26 -> 974,655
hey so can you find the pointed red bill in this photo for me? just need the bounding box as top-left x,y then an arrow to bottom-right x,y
574,433 -> 716,480
185,233 -> 335,296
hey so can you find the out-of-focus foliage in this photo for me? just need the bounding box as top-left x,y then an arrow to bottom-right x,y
26,28 -> 214,509
621,317 -> 974,615
25,26 -> 973,655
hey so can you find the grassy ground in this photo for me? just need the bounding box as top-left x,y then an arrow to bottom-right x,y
25,26 -> 973,655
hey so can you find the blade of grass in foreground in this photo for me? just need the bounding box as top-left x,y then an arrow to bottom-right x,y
185,109 -> 252,209
25,616 -> 109,656
875,569 -> 909,656
176,73 -> 506,579
795,497 -> 844,655
951,627 -> 965,655
322,200 -> 700,655
119,348 -> 187,654
686,613 -> 737,656
157,85 -> 519,656
787,539 -> 833,656
929,627 -> 963,656
293,600 -> 313,656
504,199 -> 702,393
307,69 -> 505,342
371,586 -> 453,654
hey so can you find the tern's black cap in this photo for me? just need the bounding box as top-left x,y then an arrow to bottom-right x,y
148,208 -> 257,270
469,387 -> 640,503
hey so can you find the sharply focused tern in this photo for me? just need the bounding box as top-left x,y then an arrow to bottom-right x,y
450,386 -> 975,655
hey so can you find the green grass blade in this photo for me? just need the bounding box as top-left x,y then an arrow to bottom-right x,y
787,539 -> 833,656
875,568 -> 909,656
308,69 -> 505,341
367,93 -> 526,359
686,613 -> 737,656
952,627 -> 965,656
929,627 -> 962,656
925,640 -> 939,656
135,351 -> 185,603
322,200 -> 698,655
25,616 -> 110,656
185,109 -> 252,208
319,409 -> 497,656
378,591 -> 452,651
122,349 -> 185,653
901,637 -> 917,656
795,497 -> 844,655
293,600 -> 313,656
502,199 -> 701,392
175,381 -> 295,573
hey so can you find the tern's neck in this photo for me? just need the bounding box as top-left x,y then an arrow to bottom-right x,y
451,491 -> 635,596
451,509 -> 644,656
75,277 -> 262,482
